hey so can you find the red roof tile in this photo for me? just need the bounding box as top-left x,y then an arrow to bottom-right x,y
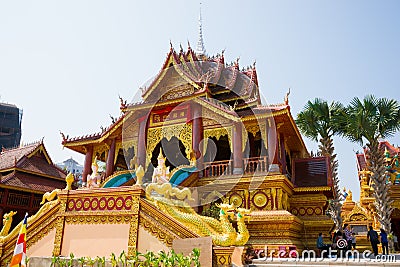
17,156 -> 66,178
0,142 -> 41,170
356,141 -> 399,172
1,171 -> 65,193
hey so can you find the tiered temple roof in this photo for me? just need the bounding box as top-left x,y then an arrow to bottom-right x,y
356,141 -> 399,173
0,141 -> 66,193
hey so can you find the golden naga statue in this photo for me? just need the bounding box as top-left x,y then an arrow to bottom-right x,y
65,172 -> 74,190
235,208 -> 251,246
40,188 -> 61,205
135,165 -> 145,186
41,172 -> 74,205
152,148 -> 170,184
146,182 -> 194,201
146,184 -> 251,246
0,211 -> 17,237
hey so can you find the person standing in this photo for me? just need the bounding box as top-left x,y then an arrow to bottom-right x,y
351,233 -> 356,250
343,224 -> 353,251
317,233 -> 331,250
367,226 -> 379,256
380,228 -> 389,255
393,234 -> 398,251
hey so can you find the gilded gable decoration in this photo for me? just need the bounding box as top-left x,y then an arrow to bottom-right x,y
203,127 -> 233,153
146,123 -> 192,167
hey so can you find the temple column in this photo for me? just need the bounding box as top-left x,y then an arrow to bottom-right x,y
192,104 -> 203,175
137,117 -> 147,168
280,133 -> 287,174
232,122 -> 243,175
106,138 -> 116,177
82,145 -> 93,185
267,119 -> 280,173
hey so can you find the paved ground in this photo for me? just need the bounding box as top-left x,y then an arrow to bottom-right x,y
250,254 -> 400,266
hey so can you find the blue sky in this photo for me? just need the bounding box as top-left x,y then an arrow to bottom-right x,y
1,0 -> 399,200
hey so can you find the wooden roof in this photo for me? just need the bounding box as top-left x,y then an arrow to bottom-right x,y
0,141 -> 66,193
356,141 -> 400,171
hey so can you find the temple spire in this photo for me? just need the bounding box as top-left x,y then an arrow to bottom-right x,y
196,4 -> 206,56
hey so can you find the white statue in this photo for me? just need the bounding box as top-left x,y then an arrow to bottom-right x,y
152,148 -> 170,184
87,158 -> 101,188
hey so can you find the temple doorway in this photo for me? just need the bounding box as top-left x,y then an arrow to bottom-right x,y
203,135 -> 232,177
391,208 -> 400,249
247,131 -> 267,158
204,135 -> 231,162
145,137 -> 189,180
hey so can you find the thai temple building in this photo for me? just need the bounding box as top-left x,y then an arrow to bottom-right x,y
341,141 -> 400,251
0,41 -> 337,265
0,141 -> 66,230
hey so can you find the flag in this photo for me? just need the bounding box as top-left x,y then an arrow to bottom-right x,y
9,212 -> 28,267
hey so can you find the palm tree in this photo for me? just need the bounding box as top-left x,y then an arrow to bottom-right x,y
296,98 -> 345,230
341,95 -> 400,233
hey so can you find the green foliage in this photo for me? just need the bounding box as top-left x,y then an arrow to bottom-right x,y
50,255 -> 60,267
110,252 -> 118,267
127,250 -> 142,267
25,256 -> 30,267
67,253 -> 74,267
86,256 -> 96,267
191,248 -> 201,267
59,258 -> 67,267
341,95 -> 400,145
78,256 -> 86,267
201,201 -> 220,219
47,249 -> 200,267
120,250 -> 128,267
296,98 -> 345,141
96,255 -> 106,267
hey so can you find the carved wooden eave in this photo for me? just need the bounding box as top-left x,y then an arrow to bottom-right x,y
26,142 -> 53,165
62,112 -> 133,155
125,92 -> 208,113
194,97 -> 241,123
293,186 -> 332,193
141,49 -> 202,101
241,106 -> 308,157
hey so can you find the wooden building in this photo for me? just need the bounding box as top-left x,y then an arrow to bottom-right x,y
0,141 -> 66,229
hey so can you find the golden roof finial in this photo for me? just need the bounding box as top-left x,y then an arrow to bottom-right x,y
196,3 -> 206,56
158,148 -> 165,160
92,156 -> 98,167
284,88 -> 291,105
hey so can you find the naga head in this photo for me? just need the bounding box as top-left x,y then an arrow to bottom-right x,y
216,203 -> 235,217
236,208 -> 251,223
3,211 -> 17,224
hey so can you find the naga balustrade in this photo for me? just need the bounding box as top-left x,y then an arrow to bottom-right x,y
243,156 -> 268,174
203,156 -> 269,177
203,160 -> 233,177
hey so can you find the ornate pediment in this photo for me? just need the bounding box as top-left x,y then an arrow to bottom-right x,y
159,84 -> 195,102
144,68 -> 198,103
344,203 -> 372,222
